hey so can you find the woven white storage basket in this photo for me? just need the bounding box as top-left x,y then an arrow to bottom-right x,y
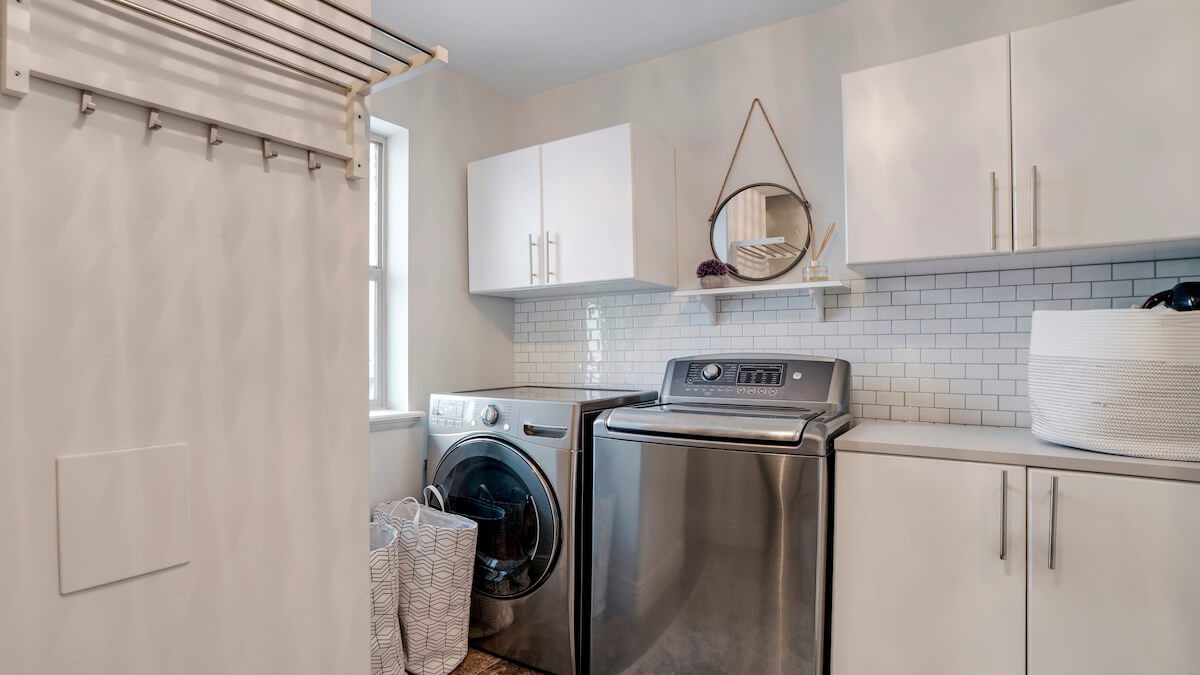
1028,309 -> 1200,461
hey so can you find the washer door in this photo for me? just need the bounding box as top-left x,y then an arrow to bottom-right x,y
432,436 -> 561,598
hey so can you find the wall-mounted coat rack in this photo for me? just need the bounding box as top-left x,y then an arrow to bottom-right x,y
0,0 -> 446,178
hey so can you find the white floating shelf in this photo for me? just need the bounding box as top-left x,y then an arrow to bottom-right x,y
673,280 -> 849,324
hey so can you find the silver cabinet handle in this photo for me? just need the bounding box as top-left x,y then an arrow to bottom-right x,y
545,232 -> 557,281
1048,475 -> 1059,570
1000,469 -> 1008,560
1030,165 -> 1039,248
989,171 -> 998,251
528,233 -> 539,285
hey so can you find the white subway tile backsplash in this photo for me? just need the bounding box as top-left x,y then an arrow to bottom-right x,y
1052,282 -> 1092,299
1157,259 -> 1200,277
967,271 -> 1000,287
907,275 -> 935,290
1000,269 -> 1033,285
1035,267 -> 1072,284
1072,264 -> 1111,282
1091,280 -> 1132,298
1112,261 -> 1155,279
513,257 -> 1198,429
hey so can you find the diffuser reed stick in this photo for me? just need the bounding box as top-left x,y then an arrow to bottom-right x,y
816,221 -> 837,261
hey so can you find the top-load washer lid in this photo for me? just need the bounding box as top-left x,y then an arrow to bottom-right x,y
603,403 -> 821,445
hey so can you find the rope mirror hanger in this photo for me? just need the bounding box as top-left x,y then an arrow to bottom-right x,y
708,98 -> 814,282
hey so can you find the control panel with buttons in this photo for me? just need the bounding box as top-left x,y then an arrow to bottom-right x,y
430,397 -> 514,430
669,357 -> 837,404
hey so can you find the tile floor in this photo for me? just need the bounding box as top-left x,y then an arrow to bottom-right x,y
452,648 -> 542,674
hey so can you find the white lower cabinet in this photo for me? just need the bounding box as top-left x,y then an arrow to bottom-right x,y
834,453 -> 1200,674
831,452 -> 1026,675
1027,469 -> 1200,674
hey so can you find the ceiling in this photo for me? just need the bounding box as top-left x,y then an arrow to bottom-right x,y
373,0 -> 848,99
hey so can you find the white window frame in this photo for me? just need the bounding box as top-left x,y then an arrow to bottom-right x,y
369,135 -> 387,409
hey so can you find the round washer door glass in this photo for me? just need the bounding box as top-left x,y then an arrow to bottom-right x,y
432,436 -> 560,598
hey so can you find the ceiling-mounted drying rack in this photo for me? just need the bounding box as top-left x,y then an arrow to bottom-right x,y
0,0 -> 447,178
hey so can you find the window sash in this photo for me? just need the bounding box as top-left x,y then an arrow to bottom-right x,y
369,136 -> 387,409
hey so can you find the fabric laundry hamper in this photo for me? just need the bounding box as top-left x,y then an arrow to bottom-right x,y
1028,309 -> 1200,460
369,521 -> 404,675
372,488 -> 477,675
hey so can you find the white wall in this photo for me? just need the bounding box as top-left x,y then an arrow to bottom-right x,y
508,0 -> 1127,288
369,421 -> 428,503
0,77 -> 367,673
366,68 -> 517,499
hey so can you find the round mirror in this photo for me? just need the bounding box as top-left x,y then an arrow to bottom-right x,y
710,182 -> 812,282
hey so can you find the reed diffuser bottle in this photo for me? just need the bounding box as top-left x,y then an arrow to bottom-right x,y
803,221 -> 835,282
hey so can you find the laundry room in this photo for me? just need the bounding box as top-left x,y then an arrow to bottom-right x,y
2,0 -> 1198,673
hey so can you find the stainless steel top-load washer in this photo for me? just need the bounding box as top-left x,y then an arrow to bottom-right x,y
427,386 -> 657,675
590,354 -> 852,674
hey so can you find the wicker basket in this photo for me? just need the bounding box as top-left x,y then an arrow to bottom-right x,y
1028,309 -> 1200,461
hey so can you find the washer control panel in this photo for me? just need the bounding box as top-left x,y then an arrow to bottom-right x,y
430,398 -> 515,431
668,355 -> 841,406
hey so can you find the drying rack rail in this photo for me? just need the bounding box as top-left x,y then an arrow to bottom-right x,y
731,237 -> 804,262
0,0 -> 447,178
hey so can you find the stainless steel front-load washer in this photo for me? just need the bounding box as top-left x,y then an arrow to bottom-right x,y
427,386 -> 656,675
590,354 -> 852,674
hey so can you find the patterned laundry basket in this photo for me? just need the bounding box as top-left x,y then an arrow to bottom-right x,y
1028,309 -> 1200,460
373,488 -> 478,675
369,522 -> 404,675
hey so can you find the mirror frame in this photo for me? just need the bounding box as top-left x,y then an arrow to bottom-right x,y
709,182 -> 813,282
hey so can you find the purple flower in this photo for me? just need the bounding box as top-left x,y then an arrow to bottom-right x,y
696,258 -> 738,278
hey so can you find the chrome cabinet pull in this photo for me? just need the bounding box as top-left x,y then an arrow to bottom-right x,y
528,233 -> 539,285
545,232 -> 557,281
1000,469 -> 1008,561
1030,165 -> 1039,248
1048,475 -> 1059,570
990,171 -> 998,251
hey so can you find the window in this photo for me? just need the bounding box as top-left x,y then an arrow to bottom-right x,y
369,136 -> 386,407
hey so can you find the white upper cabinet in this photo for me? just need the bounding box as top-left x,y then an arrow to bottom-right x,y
468,123 -> 676,297
1027,469 -> 1200,674
1011,0 -> 1200,252
843,36 -> 1013,265
832,452 -> 1026,675
541,125 -> 636,286
467,146 -> 543,293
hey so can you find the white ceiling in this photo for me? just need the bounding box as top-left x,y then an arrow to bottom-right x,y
373,0 -> 847,99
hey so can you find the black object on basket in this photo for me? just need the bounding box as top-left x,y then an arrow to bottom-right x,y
1142,282 -> 1200,311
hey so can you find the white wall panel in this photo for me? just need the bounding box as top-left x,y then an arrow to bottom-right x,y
0,72 -> 367,673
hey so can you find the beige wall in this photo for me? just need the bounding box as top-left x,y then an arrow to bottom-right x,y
509,0 -> 1125,287
370,68 -> 517,411
366,68 -> 517,499
0,78 -> 367,673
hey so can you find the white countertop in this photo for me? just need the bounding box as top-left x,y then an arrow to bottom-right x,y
836,421 -> 1200,483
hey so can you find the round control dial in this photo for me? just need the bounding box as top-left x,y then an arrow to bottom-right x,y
701,363 -> 723,381
480,405 -> 500,426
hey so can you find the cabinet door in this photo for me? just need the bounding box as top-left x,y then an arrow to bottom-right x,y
842,36 -> 1013,265
541,124 -> 635,286
831,452 -> 1025,675
1027,469 -> 1200,674
1011,0 -> 1200,252
467,146 -> 542,293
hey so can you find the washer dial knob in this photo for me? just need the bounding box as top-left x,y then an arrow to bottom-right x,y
701,363 -> 723,381
480,405 -> 500,426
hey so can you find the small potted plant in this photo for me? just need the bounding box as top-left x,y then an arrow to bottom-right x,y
696,258 -> 737,289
